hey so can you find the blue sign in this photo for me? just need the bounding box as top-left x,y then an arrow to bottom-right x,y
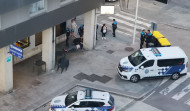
10,44 -> 23,59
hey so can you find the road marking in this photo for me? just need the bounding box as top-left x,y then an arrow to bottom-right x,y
101,20 -> 134,33
97,23 -> 132,37
159,74 -> 190,95
172,84 -> 190,100
108,16 -> 145,30
159,78 -> 169,86
120,11 -> 149,21
114,13 -> 151,27
142,91 -> 156,101
184,99 -> 190,106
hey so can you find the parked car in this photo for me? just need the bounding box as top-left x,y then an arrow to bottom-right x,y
49,89 -> 115,111
118,47 -> 188,83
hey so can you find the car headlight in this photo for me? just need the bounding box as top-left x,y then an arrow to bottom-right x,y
123,68 -> 133,72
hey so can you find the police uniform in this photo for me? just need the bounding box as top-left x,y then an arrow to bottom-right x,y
140,31 -> 145,49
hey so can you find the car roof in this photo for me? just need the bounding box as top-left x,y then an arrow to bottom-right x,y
77,90 -> 110,102
140,47 -> 187,60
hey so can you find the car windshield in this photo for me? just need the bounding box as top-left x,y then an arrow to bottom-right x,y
128,50 -> 146,66
65,91 -> 77,106
108,94 -> 114,106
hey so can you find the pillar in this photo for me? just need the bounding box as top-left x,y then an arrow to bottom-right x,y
42,27 -> 55,71
83,9 -> 96,50
0,46 -> 13,93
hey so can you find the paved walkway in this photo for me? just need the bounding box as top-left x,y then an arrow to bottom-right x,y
0,20 -> 161,111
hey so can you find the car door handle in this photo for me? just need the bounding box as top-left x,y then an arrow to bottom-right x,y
150,70 -> 154,71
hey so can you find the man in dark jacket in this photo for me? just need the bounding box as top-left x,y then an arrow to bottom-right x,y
66,26 -> 71,46
78,25 -> 84,37
146,30 -> 154,48
112,19 -> 117,37
140,29 -> 146,49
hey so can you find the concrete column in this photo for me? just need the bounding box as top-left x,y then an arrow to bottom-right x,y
83,9 -> 96,50
0,46 -> 13,93
42,27 -> 55,71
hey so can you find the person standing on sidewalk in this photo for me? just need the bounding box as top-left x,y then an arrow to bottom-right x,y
140,29 -> 146,49
101,24 -> 107,39
146,30 -> 153,48
66,26 -> 71,47
78,25 -> 84,38
71,19 -> 77,38
112,19 -> 117,37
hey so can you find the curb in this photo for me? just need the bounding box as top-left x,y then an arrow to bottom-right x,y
24,78 -> 162,111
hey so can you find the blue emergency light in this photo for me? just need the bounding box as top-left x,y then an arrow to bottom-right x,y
85,88 -> 93,99
151,48 -> 162,57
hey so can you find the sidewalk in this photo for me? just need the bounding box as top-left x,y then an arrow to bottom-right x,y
120,0 -> 190,30
0,6 -> 162,111
0,26 -> 161,111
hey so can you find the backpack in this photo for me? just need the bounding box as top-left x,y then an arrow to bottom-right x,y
103,26 -> 107,33
112,22 -> 117,29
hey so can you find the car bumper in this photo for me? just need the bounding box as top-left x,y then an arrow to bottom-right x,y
117,68 -> 129,80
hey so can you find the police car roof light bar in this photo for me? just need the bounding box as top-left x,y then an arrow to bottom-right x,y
85,88 -> 93,99
151,48 -> 161,56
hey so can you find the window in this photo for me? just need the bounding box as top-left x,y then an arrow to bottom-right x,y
87,101 -> 105,107
16,37 -> 30,49
128,50 -> 146,66
109,95 -> 114,106
56,22 -> 66,37
157,59 -> 184,67
73,101 -> 104,108
140,60 -> 154,68
60,0 -> 78,6
35,32 -> 42,46
65,92 -> 77,106
30,0 -> 45,14
72,101 -> 88,108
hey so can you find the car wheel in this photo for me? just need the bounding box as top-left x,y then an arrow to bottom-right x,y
130,75 -> 140,83
171,73 -> 180,80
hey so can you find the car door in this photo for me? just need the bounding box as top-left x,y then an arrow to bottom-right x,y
138,60 -> 155,78
86,101 -> 105,111
67,101 -> 89,111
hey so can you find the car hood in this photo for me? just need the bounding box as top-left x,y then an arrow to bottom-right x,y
50,95 -> 67,109
120,57 -> 134,69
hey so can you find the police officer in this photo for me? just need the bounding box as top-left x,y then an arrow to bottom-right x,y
146,30 -> 153,48
112,19 -> 117,37
66,26 -> 71,47
140,29 -> 146,49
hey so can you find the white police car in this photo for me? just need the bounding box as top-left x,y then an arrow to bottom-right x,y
49,89 -> 115,111
118,47 -> 188,83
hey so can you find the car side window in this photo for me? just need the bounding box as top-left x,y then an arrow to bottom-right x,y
87,101 -> 105,107
140,60 -> 154,68
72,101 -> 88,108
157,58 -> 184,67
79,101 -> 88,107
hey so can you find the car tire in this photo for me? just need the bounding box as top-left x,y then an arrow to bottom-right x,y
171,73 -> 180,80
130,75 -> 140,83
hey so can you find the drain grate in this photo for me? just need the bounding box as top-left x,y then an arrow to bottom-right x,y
74,73 -> 112,84
106,50 -> 114,54
125,47 -> 134,52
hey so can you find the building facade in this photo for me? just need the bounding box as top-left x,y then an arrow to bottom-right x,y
0,0 -> 104,93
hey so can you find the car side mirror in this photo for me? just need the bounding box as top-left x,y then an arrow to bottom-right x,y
140,66 -> 144,69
